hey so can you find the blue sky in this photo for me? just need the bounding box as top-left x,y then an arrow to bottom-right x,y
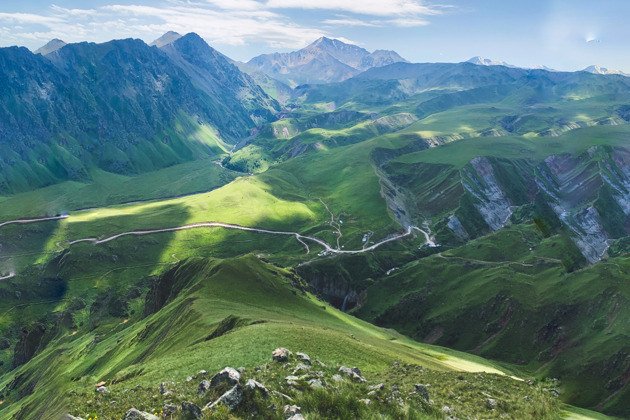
0,0 -> 628,71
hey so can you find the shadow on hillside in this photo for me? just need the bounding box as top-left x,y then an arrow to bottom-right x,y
0,203 -> 192,418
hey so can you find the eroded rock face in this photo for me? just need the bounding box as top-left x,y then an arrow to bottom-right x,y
539,150 -> 616,263
462,157 -> 513,231
450,147 -> 630,264
447,214 -> 469,240
568,207 -> 610,263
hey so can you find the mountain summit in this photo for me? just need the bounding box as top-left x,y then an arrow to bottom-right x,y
149,31 -> 182,48
34,38 -> 67,56
583,65 -> 629,76
466,56 -> 556,72
247,37 -> 408,87
466,56 -> 512,67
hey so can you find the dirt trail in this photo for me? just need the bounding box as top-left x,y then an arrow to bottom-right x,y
0,215 -> 68,229
0,272 -> 15,281
58,221 -> 422,256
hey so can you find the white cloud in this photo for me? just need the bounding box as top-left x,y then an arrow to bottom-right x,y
266,0 -> 441,17
322,18 -> 380,27
387,18 -> 430,27
0,12 -> 62,25
0,0 -> 452,52
101,4 -> 325,48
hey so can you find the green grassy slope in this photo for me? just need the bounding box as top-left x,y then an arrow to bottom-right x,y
0,255 -> 570,419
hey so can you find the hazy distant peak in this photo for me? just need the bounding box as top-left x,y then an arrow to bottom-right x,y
247,36 -> 407,86
150,31 -> 182,48
583,65 -> 629,76
467,56 -> 558,72
466,56 -> 511,67
529,64 -> 557,72
34,39 -> 67,56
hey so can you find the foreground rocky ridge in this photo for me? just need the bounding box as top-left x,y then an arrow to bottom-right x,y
66,348 -> 562,420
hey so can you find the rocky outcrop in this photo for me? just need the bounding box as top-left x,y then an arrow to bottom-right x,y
606,148 -> 630,215
447,214 -> 469,240
564,207 -> 610,264
537,150 -> 621,263
204,384 -> 243,411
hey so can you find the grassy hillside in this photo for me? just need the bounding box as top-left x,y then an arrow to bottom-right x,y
0,255 -> 578,419
5,61 -> 630,419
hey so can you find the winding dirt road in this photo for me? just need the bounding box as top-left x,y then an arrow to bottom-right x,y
0,215 -> 68,229
59,221 -> 422,255
0,272 -> 15,281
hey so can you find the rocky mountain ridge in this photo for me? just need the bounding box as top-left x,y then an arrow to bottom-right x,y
0,33 -> 279,194
246,37 -> 408,87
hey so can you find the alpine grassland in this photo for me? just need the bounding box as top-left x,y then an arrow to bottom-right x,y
3,31 -> 630,420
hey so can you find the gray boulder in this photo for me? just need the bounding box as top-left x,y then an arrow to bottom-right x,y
338,366 -> 366,383
359,398 -> 372,406
181,401 -> 203,419
123,409 -> 158,420
292,363 -> 310,374
415,384 -> 429,401
272,347 -> 292,362
95,386 -> 108,395
204,385 -> 243,411
487,398 -> 498,409
210,367 -> 241,389
197,379 -> 211,395
369,383 -> 385,392
308,378 -> 323,389
285,375 -> 299,386
245,379 -> 269,397
296,352 -> 311,365
284,404 -> 302,417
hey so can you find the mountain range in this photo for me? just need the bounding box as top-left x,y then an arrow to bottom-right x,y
246,36 -> 408,87
583,64 -> 630,76
0,33 -> 278,194
3,32 -> 630,420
